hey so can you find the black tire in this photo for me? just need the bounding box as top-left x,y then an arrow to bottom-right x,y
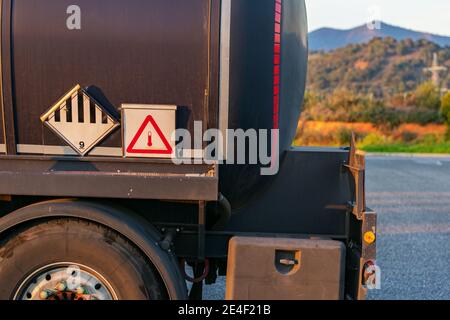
0,218 -> 168,300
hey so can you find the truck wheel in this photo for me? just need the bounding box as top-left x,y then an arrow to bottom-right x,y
0,218 -> 168,300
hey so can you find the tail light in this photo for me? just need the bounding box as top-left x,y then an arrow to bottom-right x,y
362,260 -> 380,290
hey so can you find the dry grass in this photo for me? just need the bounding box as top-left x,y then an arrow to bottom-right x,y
393,123 -> 446,138
295,121 -> 448,148
295,121 -> 379,146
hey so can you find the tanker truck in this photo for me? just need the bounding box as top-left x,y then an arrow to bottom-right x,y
0,0 -> 377,300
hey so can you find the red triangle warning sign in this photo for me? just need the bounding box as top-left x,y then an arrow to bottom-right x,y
126,115 -> 173,155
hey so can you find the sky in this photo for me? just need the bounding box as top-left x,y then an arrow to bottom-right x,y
306,0 -> 450,36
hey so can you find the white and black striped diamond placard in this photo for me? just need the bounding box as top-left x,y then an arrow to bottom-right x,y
40,85 -> 119,156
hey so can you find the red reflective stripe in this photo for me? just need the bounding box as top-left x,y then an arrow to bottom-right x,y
273,0 -> 282,130
275,13 -> 281,23
274,54 -> 280,65
274,65 -> 280,75
275,3 -> 281,13
275,22 -> 281,33
274,85 -> 279,95
273,96 -> 280,113
274,43 -> 281,54
273,112 -> 279,130
274,75 -> 280,85
274,33 -> 281,44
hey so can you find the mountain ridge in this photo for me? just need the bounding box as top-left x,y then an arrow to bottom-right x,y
307,37 -> 450,96
309,22 -> 450,51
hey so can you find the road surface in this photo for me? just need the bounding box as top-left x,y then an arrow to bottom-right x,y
203,155 -> 450,300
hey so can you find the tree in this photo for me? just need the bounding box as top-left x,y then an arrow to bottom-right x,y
441,92 -> 450,139
414,82 -> 441,111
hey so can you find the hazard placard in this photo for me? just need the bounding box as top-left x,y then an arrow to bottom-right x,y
122,104 -> 177,158
41,85 -> 120,156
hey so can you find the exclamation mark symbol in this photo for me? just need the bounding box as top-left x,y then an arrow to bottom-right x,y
148,131 -> 153,147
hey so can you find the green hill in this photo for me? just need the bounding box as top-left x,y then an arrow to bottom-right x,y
307,37 -> 449,96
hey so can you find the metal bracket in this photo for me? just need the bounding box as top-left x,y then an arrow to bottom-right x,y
345,135 -> 377,257
198,201 -> 206,261
361,210 -> 377,261
345,133 -> 366,220
159,228 -> 178,252
344,134 -> 378,300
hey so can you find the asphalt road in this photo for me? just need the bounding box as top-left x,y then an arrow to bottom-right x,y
203,155 -> 450,300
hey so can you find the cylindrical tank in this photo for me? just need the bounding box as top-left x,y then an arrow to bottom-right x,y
2,0 -> 307,209
220,0 -> 308,208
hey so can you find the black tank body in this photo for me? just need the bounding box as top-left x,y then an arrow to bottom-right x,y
1,0 -> 307,209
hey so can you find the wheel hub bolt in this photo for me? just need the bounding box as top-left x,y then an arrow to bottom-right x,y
56,281 -> 67,292
76,287 -> 85,295
39,290 -> 54,300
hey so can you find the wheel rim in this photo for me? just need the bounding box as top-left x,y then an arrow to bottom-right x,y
14,262 -> 118,300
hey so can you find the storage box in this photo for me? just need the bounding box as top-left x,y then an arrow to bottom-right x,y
226,237 -> 346,300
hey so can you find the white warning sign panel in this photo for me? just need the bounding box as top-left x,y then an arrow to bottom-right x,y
123,104 -> 177,158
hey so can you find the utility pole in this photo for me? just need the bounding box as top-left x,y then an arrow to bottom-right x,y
424,53 -> 447,96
